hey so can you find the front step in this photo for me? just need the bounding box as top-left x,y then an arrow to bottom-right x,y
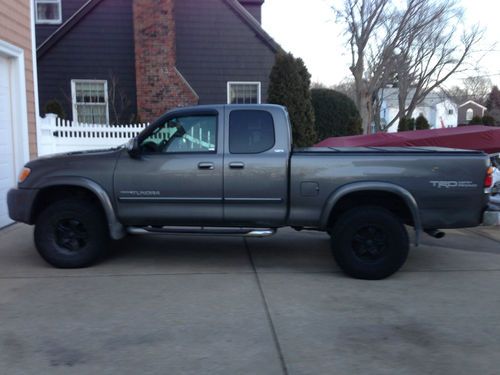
126,226 -> 276,237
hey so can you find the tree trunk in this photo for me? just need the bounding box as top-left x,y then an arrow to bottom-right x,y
354,79 -> 373,134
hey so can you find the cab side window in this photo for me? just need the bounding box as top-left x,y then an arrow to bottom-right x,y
140,115 -> 217,154
229,110 -> 275,154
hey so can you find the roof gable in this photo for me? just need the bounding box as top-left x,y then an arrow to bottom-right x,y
222,0 -> 280,52
37,0 -> 280,59
458,100 -> 487,110
37,0 -> 104,58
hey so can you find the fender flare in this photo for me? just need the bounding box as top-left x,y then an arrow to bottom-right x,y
320,181 -> 422,245
36,177 -> 126,240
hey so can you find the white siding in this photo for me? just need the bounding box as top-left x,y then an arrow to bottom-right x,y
381,98 -> 458,132
435,100 -> 458,128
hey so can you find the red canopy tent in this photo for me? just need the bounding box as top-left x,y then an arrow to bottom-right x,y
315,125 -> 500,154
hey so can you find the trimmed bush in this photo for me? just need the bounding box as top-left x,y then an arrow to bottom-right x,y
311,89 -> 362,139
44,99 -> 65,119
482,115 -> 496,126
268,52 -> 316,147
415,114 -> 430,130
398,117 -> 415,132
469,115 -> 483,125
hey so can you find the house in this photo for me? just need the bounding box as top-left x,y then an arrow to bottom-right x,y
380,88 -> 458,133
458,100 -> 487,124
0,0 -> 38,227
35,0 -> 280,124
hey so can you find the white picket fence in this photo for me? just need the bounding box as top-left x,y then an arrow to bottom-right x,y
37,114 -> 149,156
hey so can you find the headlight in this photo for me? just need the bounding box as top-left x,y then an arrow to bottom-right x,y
18,167 -> 31,183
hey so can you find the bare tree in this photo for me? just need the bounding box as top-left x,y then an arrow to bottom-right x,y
331,78 -> 357,102
334,0 -> 391,133
311,82 -> 329,89
334,0 -> 482,133
463,76 -> 492,105
108,73 -> 132,124
446,75 -> 492,105
385,1 -> 482,130
447,85 -> 469,105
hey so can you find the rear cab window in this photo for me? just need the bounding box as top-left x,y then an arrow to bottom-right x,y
229,110 -> 275,154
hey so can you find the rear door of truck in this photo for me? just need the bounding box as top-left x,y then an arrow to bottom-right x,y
223,106 -> 289,226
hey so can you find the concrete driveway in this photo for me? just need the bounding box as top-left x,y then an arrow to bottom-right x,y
1,224 -> 500,375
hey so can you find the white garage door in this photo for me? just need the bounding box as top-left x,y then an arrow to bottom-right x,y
0,56 -> 16,228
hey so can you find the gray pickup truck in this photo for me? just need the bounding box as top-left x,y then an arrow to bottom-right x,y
8,104 -> 493,279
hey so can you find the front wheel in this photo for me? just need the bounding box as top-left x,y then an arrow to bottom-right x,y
34,199 -> 109,268
330,206 -> 409,280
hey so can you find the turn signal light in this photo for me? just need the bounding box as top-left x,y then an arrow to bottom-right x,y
484,166 -> 494,188
18,167 -> 31,183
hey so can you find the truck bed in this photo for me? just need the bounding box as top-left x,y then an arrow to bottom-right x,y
289,147 -> 489,229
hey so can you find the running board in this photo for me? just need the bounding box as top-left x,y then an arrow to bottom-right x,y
126,226 -> 276,237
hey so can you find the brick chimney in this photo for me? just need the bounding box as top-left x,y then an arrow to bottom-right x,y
133,0 -> 198,122
238,0 -> 265,24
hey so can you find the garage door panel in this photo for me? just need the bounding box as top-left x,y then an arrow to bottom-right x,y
0,175 -> 14,187
0,56 -> 15,228
0,194 -> 7,211
0,174 -> 11,183
0,145 -> 13,156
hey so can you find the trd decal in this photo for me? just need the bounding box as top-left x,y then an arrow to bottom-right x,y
119,190 -> 161,196
429,181 -> 478,189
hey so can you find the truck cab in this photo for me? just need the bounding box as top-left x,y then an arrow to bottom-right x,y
116,105 -> 291,227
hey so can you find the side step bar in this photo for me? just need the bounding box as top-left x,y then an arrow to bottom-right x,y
126,226 -> 276,237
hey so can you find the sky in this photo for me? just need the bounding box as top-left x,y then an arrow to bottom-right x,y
262,0 -> 500,89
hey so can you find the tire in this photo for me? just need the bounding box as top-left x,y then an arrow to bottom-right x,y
330,206 -> 409,280
34,199 -> 109,268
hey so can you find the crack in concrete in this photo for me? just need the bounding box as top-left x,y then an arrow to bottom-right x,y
244,237 -> 289,375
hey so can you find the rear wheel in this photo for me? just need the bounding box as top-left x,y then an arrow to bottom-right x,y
34,199 -> 109,268
330,206 -> 409,280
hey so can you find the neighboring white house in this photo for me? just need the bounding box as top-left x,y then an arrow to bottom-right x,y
380,88 -> 458,133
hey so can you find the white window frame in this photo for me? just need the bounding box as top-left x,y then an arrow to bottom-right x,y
71,79 -> 109,124
35,0 -> 62,25
227,81 -> 261,104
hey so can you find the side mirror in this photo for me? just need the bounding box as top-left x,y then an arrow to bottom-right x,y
127,138 -> 141,158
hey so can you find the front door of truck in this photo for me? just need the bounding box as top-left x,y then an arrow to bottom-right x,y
223,108 -> 288,226
114,110 -> 223,225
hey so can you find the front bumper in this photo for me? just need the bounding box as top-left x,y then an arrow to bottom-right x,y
7,188 -> 38,224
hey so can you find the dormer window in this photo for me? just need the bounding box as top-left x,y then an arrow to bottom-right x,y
35,0 -> 62,24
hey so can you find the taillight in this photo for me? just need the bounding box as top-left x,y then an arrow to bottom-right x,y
484,166 -> 494,188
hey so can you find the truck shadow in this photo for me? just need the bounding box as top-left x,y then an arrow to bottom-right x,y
104,230 -> 339,274
104,228 -> 481,275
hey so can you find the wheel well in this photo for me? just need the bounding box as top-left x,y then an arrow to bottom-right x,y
31,185 -> 104,223
328,191 -> 414,229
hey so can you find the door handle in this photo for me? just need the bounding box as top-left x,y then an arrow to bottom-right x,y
229,162 -> 245,169
198,162 -> 214,170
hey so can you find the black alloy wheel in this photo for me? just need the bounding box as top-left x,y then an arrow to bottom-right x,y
34,198 -> 109,268
54,218 -> 89,253
351,224 -> 388,262
330,206 -> 409,280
